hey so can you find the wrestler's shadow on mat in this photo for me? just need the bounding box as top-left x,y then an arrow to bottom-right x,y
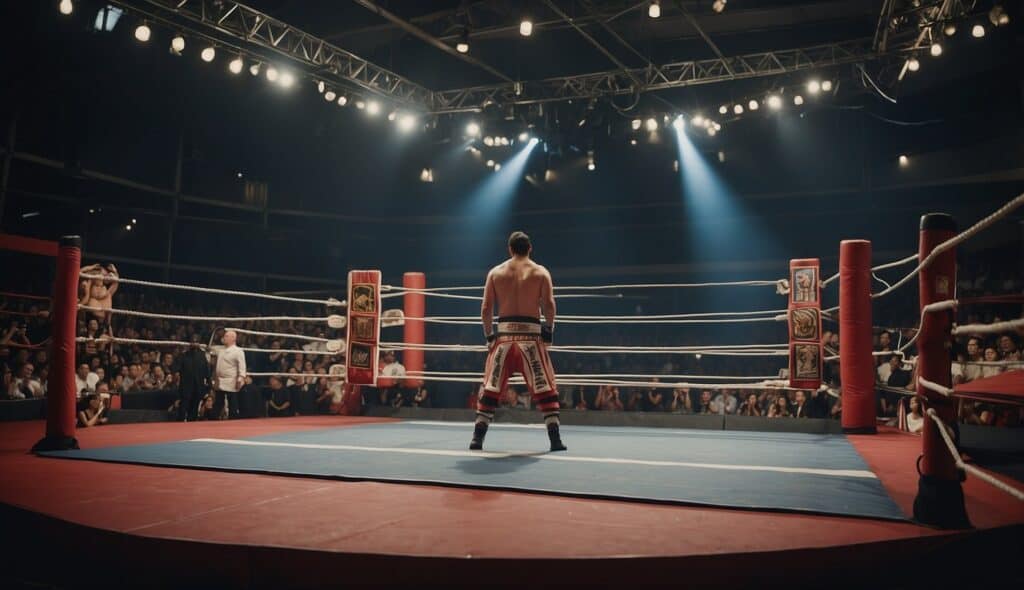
455,452 -> 547,475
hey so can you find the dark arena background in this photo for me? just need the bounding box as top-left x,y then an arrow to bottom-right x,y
1,1 -> 1023,588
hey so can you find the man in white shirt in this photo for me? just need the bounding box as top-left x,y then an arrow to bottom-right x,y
8,363 -> 43,399
213,330 -> 247,419
378,350 -> 406,405
710,390 -> 737,415
951,337 -> 984,384
75,363 -> 99,398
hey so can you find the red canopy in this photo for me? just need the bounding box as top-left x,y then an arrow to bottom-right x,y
954,370 -> 1024,405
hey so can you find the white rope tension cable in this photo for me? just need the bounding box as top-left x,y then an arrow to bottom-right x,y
79,273 -> 344,307
926,409 -> 1024,502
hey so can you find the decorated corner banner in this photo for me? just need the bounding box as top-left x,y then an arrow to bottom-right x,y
788,258 -> 822,390
346,270 -> 382,386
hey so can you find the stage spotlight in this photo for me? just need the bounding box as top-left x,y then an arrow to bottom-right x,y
483,136 -> 494,146
134,23 -> 152,43
317,80 -> 325,94
337,95 -> 348,106
944,23 -> 956,36
707,126 -> 717,137
630,139 -> 637,146
748,100 -> 759,111
398,114 -> 417,132
229,56 -> 243,74
486,159 -> 495,168
587,150 -> 596,171
170,35 -> 185,54
672,116 -> 685,131
500,137 -> 510,146
279,71 -> 295,87
355,100 -> 366,110
673,160 -> 679,172
324,90 -> 337,102
714,122 -> 721,131
59,0 -> 73,15
899,155 -> 908,167
266,66 -> 279,82
494,163 -> 502,172
733,104 -> 743,115
929,42 -> 942,57
821,80 -> 833,92
972,24 -> 985,38
767,95 -> 782,110
712,0 -> 727,13
249,62 -> 260,76
807,80 -> 821,94
691,115 -> 704,126
648,1 -> 660,18
718,151 -> 725,163
645,117 -> 658,131
631,119 -> 642,131
989,5 -> 1009,26
718,105 -> 728,115
520,18 -> 533,36
125,224 -> 132,231
518,131 -> 529,142
201,46 -> 216,62
388,111 -> 397,121
466,122 -> 481,137
793,95 -> 804,106
366,101 -> 381,116
907,57 -> 920,72
420,168 -> 433,183
456,28 -> 470,53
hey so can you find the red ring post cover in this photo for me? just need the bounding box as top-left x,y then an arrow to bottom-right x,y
788,258 -> 822,390
346,270 -> 382,386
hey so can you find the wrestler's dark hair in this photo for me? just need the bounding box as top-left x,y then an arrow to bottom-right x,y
508,231 -> 531,256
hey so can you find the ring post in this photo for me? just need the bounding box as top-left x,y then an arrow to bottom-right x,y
913,213 -> 969,528
402,272 -> 425,389
32,236 -> 81,452
839,240 -> 876,434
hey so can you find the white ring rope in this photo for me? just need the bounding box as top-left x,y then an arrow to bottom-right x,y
820,253 -> 918,288
381,291 -> 625,301
79,273 -> 345,307
925,408 -> 1024,502
952,318 -> 1024,336
79,305 -> 331,324
76,336 -> 342,356
226,327 -> 328,342
414,315 -> 787,326
406,370 -> 783,381
409,374 -> 796,390
425,309 -> 787,322
379,341 -> 789,356
918,377 -> 954,397
247,372 -> 344,379
872,193 -> 1024,300
384,279 -> 780,295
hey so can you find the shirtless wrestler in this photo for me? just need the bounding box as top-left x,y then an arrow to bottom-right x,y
471,231 -> 566,452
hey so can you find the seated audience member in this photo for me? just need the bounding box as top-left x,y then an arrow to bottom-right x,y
8,362 -> 43,399
997,334 -> 1020,361
951,337 -> 983,384
642,382 -> 665,412
315,377 -> 335,414
791,390 -> 812,418
710,389 -> 737,415
906,397 -> 924,434
573,386 -> 590,410
266,376 -> 293,417
625,388 -> 643,411
150,365 -> 171,390
767,395 -> 791,418
74,363 -> 99,397
738,392 -> 761,416
197,390 -> 218,420
981,346 -> 1004,378
78,393 -> 108,427
886,355 -> 913,389
697,390 -> 713,414
669,388 -> 691,414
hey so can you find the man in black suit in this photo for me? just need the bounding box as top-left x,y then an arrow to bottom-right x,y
172,334 -> 211,421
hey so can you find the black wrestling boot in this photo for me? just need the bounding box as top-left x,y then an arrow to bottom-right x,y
469,421 -> 489,450
547,423 -> 567,452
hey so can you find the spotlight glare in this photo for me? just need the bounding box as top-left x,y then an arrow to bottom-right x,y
201,46 -> 216,62
229,57 -> 243,74
279,72 -> 295,88
645,117 -> 658,131
324,90 -> 337,102
733,104 -> 743,115
500,137 -> 509,146
672,115 -> 685,131
398,114 -> 417,132
456,28 -> 470,53
494,163 -> 502,172
821,80 -> 833,92
718,105 -> 728,115
420,168 -> 433,183
125,224 -> 132,231
266,66 -> 279,82
587,162 -> 595,171
486,159 -> 495,167
972,24 -> 985,38
355,100 -> 366,110
707,126 -> 717,137
631,119 -> 642,131
134,23 -> 151,43
712,0 -> 727,13
648,1 -> 661,19
317,80 -> 325,94
767,95 -> 782,110
171,35 -> 185,53
366,101 -> 381,116
989,5 -> 1009,26
793,95 -> 804,106
249,62 -> 260,76
899,154 -> 909,167
484,136 -> 494,146
518,131 -> 529,142
388,111 -> 397,121
748,100 -> 759,111
520,19 -> 533,36
907,57 -> 920,72
807,80 -> 821,94
337,96 -> 348,106
466,122 -> 481,137
59,0 -> 73,15
630,139 -> 637,146
692,115 -> 704,126
944,23 -> 956,36
929,42 -> 942,57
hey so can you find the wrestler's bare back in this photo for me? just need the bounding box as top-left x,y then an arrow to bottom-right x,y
483,258 -> 555,322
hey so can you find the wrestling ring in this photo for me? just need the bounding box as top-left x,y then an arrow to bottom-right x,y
1,195 -> 1023,588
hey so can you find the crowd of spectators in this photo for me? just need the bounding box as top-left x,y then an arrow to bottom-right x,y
0,247 -> 1020,431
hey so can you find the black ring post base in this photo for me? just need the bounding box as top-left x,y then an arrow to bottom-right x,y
913,474 -> 971,529
31,436 -> 80,453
